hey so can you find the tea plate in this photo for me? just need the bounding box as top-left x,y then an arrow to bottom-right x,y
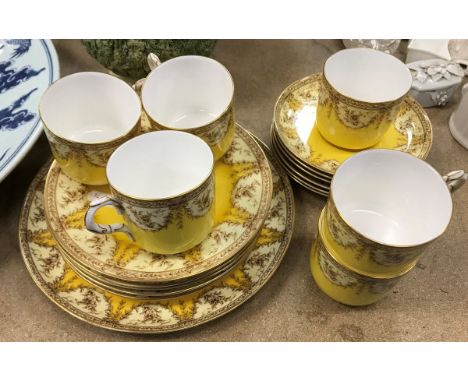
271,131 -> 331,191
44,125 -> 273,284
274,73 -> 433,175
274,166 -> 328,197
0,39 -> 59,183
272,142 -> 330,195
270,129 -> 329,197
272,126 -> 332,182
19,136 -> 294,333
58,233 -> 256,299
270,151 -> 328,197
64,248 -> 250,299
271,124 -> 333,182
283,171 -> 328,197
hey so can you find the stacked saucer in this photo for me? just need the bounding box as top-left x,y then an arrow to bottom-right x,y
20,123 -> 295,333
41,125 -> 276,300
19,125 -> 294,333
271,73 -> 433,197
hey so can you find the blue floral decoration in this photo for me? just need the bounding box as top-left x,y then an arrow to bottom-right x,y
0,88 -> 38,131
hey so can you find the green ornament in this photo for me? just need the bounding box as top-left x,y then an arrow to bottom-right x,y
81,39 -> 217,81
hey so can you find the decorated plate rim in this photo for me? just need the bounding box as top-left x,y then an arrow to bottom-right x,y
271,133 -> 331,190
18,135 -> 295,333
0,39 -> 60,183
271,125 -> 333,181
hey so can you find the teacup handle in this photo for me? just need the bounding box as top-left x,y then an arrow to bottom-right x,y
443,170 -> 467,193
133,53 -> 161,93
84,196 -> 134,240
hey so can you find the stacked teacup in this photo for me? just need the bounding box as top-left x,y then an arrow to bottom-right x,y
304,49 -> 467,305
38,55 -> 274,299
310,148 -> 465,306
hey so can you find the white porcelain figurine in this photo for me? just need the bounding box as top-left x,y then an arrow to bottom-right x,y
449,83 -> 468,150
407,59 -> 464,107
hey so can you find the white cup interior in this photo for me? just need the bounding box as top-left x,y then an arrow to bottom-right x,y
324,48 -> 412,103
142,56 -> 234,129
331,149 -> 452,246
40,72 -> 141,143
107,131 -> 214,200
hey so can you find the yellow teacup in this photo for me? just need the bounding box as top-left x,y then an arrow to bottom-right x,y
325,149 -> 464,275
85,130 -> 215,254
316,48 -> 412,150
39,72 -> 142,185
310,221 -> 413,306
141,55 -> 235,160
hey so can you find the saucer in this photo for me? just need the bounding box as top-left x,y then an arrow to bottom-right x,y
270,127 -> 329,197
273,73 -> 433,176
19,135 -> 295,333
271,130 -> 330,191
271,143 -> 329,196
57,233 -> 256,299
43,124 -> 273,287
271,124 -> 332,182
65,251 -> 249,299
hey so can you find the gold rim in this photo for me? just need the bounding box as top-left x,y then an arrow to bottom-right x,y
270,133 -> 330,196
39,71 -> 142,148
65,247 -> 251,299
322,70 -> 409,109
271,124 -> 333,181
106,131 -> 215,203
18,136 -> 295,334
110,172 -> 214,206
322,49 -> 412,107
271,133 -> 331,191
64,250 -> 247,298
147,104 -> 235,136
270,147 -> 328,197
142,56 -> 235,133
43,124 -> 273,283
56,232 -> 257,290
272,142 -> 330,192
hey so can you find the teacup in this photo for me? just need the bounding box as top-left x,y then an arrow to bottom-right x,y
40,72 -> 142,185
141,55 -> 235,160
84,130 -> 215,254
325,149 -> 466,275
316,48 -> 412,149
310,213 -> 413,306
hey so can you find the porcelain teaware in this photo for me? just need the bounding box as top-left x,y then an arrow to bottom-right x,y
39,72 -> 141,185
85,130 -> 215,254
324,149 -> 465,274
141,55 -> 235,160
316,48 -> 412,150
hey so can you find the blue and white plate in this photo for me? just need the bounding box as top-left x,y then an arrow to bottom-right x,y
0,39 -> 59,183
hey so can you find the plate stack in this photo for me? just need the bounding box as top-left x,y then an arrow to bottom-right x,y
271,73 -> 433,197
19,124 -> 295,333
41,125 -> 278,300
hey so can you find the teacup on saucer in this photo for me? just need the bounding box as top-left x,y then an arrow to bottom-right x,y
43,124 -> 273,286
273,73 -> 433,176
